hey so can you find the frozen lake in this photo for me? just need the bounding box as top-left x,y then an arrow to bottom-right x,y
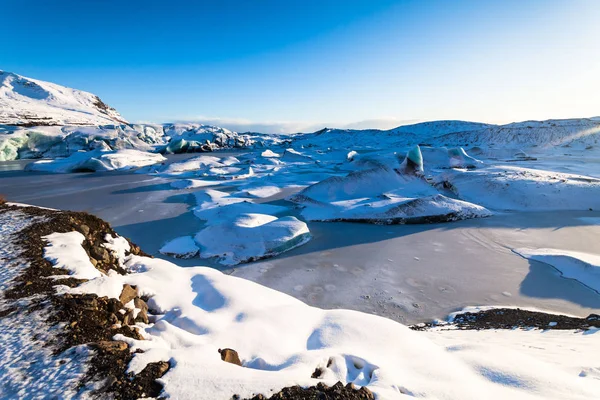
2,153 -> 599,324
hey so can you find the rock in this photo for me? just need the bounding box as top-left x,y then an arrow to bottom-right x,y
91,245 -> 111,264
93,340 -> 128,353
107,298 -> 123,313
119,284 -> 138,304
133,297 -> 148,312
135,308 -> 149,324
80,224 -> 90,236
156,361 -> 170,375
311,367 -> 324,378
218,348 -> 242,366
121,309 -> 135,326
89,257 -> 98,267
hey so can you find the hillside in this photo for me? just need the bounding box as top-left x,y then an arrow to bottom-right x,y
0,70 -> 128,126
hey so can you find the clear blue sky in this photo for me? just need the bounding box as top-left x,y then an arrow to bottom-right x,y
2,0 -> 599,132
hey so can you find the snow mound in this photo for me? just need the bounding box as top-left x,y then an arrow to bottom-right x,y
281,148 -> 314,163
514,248 -> 600,293
25,149 -> 166,173
194,213 -> 311,265
159,236 -> 200,259
192,190 -> 288,225
289,163 -> 490,223
436,166 -> 600,211
421,146 -> 483,170
0,70 -> 127,126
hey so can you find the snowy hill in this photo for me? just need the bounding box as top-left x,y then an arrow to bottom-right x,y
293,120 -> 495,149
294,118 -> 600,152
436,118 -> 600,149
0,70 -> 128,126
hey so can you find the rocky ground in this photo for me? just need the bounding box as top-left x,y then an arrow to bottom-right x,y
411,307 -> 600,331
0,200 -> 377,399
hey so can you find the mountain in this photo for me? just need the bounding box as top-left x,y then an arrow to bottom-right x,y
0,70 -> 128,126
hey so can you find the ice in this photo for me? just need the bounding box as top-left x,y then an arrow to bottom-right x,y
160,236 -> 200,259
435,166 -> 600,211
25,149 -> 166,173
194,213 -> 311,265
513,248 -> 600,293
289,158 -> 490,223
421,146 -> 483,170
192,190 -> 289,224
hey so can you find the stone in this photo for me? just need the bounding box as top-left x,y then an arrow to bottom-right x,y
119,284 -> 138,304
93,340 -> 128,353
121,309 -> 135,325
80,224 -> 90,236
218,348 -> 242,366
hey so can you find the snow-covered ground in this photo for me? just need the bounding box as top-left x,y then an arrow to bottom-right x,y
43,229 -> 600,400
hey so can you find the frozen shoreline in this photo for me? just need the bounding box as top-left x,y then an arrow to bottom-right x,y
1,154 -> 599,324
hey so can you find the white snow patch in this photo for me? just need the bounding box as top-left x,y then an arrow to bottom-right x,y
194,213 -> 311,265
43,231 -> 102,279
513,248 -> 600,293
160,236 -> 200,259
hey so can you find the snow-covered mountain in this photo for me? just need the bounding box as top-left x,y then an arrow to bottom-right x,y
0,70 -> 128,126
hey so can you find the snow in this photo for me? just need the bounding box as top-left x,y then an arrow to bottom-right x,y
421,146 -> 483,170
25,149 -> 166,173
41,232 -> 600,400
289,164 -> 490,223
160,236 -> 200,259
0,70 -> 127,126
513,248 -> 600,293
170,179 -> 220,189
43,231 -> 103,279
192,190 -> 288,223
0,210 -> 91,399
435,166 -> 600,211
194,214 -> 311,265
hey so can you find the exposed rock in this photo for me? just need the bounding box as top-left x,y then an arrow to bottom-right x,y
243,381 -> 375,400
119,284 -> 138,305
218,348 -> 242,366
93,340 -> 128,353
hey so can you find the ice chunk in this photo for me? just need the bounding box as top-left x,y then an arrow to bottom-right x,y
399,145 -> 424,176
25,149 -> 166,173
194,213 -> 311,265
160,236 -> 200,259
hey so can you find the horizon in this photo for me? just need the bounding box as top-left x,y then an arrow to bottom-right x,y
2,0 -> 600,133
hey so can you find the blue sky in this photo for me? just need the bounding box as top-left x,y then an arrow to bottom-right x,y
2,0 -> 599,132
